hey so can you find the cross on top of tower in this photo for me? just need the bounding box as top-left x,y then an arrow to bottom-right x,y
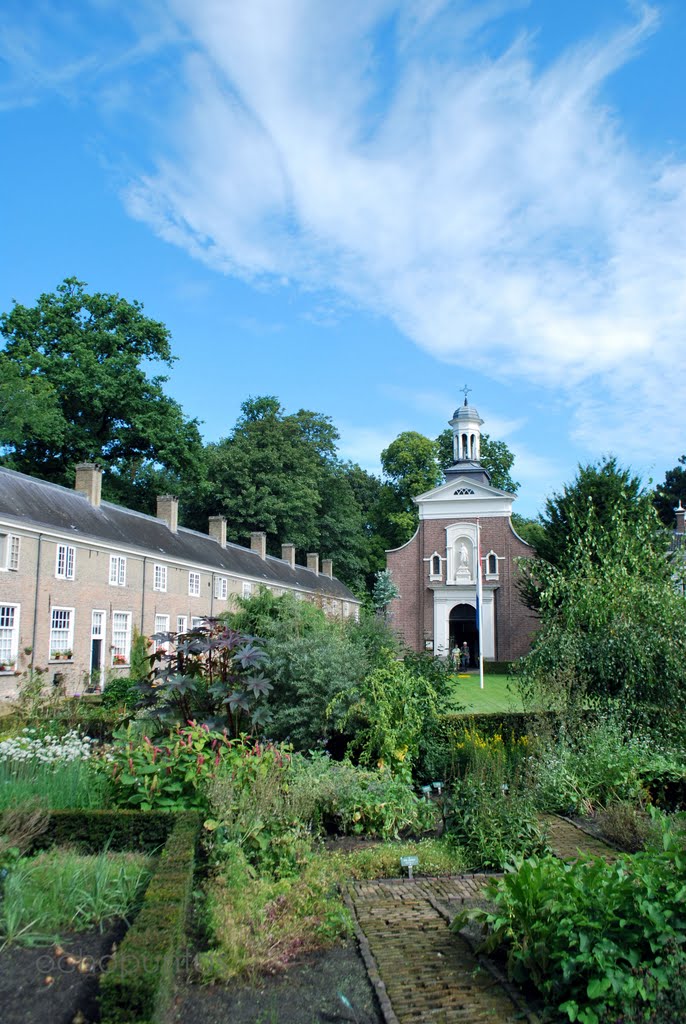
460,384 -> 472,405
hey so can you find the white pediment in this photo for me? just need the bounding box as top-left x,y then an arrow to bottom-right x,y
414,474 -> 515,520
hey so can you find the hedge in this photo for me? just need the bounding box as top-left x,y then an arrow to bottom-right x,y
99,812 -> 200,1024
33,810 -> 174,854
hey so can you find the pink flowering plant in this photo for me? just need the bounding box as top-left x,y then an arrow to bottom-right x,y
105,721 -> 245,811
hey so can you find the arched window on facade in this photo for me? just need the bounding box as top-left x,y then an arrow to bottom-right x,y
485,550 -> 499,580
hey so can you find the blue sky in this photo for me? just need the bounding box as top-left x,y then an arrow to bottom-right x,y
2,1 -> 685,518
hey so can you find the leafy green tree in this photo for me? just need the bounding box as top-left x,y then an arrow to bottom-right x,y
515,490 -> 684,706
435,429 -> 519,493
653,455 -> 686,526
203,396 -> 369,591
372,569 -> 400,620
0,278 -> 204,513
380,431 -> 442,546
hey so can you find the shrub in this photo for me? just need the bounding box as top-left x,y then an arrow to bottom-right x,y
444,769 -> 548,870
456,809 -> 686,1024
329,648 -> 446,781
226,590 -> 397,749
102,676 -> 141,710
596,800 -> 659,853
137,618 -> 271,735
99,813 -> 199,1024
104,721 -> 242,811
288,754 -> 438,839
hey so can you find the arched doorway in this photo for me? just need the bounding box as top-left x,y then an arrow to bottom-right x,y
449,603 -> 478,667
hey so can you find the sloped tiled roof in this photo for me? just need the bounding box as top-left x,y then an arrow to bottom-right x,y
0,467 -> 358,601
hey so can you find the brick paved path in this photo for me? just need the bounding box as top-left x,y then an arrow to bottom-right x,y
344,876 -> 535,1023
344,816 -> 617,1023
540,814 -> 618,861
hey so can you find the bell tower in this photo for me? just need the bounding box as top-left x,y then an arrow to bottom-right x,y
444,387 -> 490,484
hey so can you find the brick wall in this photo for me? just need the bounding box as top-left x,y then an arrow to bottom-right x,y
387,515 -> 539,659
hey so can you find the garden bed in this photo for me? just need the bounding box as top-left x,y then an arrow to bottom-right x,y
170,941 -> 383,1024
0,922 -> 126,1024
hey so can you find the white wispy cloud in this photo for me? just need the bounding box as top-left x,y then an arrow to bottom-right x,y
88,1 -> 686,460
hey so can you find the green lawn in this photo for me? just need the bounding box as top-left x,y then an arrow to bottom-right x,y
448,672 -> 525,714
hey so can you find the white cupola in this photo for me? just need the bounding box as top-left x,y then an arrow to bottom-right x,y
449,389 -> 484,462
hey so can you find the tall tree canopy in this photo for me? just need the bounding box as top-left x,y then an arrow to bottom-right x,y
519,457 -> 668,610
0,278 -> 204,512
202,396 -> 370,592
516,486 -> 684,707
653,455 -> 686,526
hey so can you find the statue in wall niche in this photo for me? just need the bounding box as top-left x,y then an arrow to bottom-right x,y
455,540 -> 471,579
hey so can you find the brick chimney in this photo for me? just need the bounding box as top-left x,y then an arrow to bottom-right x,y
250,531 -> 267,559
156,495 -> 178,533
321,558 -> 333,579
209,516 -> 227,548
676,501 -> 686,534
281,542 -> 296,569
74,463 -> 102,507
307,552 -> 319,575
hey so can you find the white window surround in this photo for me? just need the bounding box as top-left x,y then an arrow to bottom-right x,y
214,576 -> 228,600
153,564 -> 168,592
111,611 -> 132,665
191,616 -> 204,629
0,534 -> 21,572
50,606 -> 74,659
154,614 -> 171,652
109,555 -> 127,587
177,615 -> 188,634
242,581 -> 252,598
56,544 -> 75,580
0,604 -> 20,669
188,571 -> 201,597
485,550 -> 501,580
424,551 -> 444,582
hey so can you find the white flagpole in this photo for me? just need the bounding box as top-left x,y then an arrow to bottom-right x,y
477,518 -> 484,690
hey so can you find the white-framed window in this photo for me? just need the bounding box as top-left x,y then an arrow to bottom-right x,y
188,571 -> 201,597
426,551 -> 443,582
154,614 -> 171,653
56,544 -> 75,580
191,616 -> 204,629
242,581 -> 252,598
111,611 -> 132,665
109,555 -> 127,587
153,564 -> 167,592
0,534 -> 21,572
177,615 -> 188,634
485,550 -> 500,580
50,606 -> 74,659
343,601 -> 350,617
0,604 -> 20,669
214,576 -> 228,600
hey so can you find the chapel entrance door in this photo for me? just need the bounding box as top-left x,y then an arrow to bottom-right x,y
448,603 -> 478,667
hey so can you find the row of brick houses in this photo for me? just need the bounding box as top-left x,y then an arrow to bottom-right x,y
0,464 -> 361,696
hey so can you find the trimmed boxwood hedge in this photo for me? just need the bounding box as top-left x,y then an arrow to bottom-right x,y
99,812 -> 200,1024
33,810 -> 174,854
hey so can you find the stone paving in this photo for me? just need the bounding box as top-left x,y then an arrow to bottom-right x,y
540,813 -> 618,862
344,817 -> 617,1023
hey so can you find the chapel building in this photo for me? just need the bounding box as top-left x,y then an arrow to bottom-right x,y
386,397 -> 538,664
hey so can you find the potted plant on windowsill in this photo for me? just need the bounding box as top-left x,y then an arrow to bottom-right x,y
113,654 -> 127,666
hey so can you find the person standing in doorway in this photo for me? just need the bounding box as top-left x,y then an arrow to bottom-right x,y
461,641 -> 470,668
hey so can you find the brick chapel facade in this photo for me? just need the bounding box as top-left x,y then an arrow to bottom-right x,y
386,397 -> 538,664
